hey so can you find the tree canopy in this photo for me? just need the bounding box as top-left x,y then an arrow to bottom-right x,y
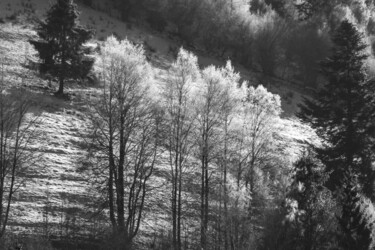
30,0 -> 94,95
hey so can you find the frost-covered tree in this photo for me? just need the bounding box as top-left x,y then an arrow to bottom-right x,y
226,84 -> 281,248
194,65 -> 227,249
88,36 -> 160,248
239,84 -> 281,192
215,61 -> 246,249
192,61 -> 247,249
161,48 -> 200,250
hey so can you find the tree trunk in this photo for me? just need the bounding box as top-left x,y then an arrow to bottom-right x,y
117,115 -> 126,233
172,144 -> 179,249
177,159 -> 182,250
223,119 -> 229,250
56,75 -> 64,95
204,157 -> 209,248
201,155 -> 206,249
108,163 -> 117,231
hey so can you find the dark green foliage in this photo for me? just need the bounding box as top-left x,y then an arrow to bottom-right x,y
338,172 -> 373,250
299,20 -> 375,196
299,19 -> 375,248
288,151 -> 336,250
30,0 -> 94,95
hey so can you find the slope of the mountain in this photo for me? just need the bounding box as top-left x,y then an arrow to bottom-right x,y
0,0 -> 317,248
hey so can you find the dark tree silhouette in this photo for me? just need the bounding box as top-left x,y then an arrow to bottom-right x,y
30,0 -> 94,95
288,151 -> 335,250
338,172 -> 373,250
299,20 -> 375,248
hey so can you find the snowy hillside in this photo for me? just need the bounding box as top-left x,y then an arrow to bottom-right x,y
0,0 -> 318,248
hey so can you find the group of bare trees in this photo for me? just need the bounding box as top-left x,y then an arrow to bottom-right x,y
0,62 -> 41,241
0,28 -> 283,249
86,37 -> 162,249
83,36 -> 283,249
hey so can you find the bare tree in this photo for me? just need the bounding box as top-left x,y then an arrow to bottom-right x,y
193,61 -> 244,249
161,48 -> 199,250
87,36 -> 161,248
226,84 -> 281,248
215,62 -> 245,250
0,63 -> 41,239
240,85 -> 281,194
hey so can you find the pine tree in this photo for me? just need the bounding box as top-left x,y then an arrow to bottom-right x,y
338,171 -> 373,250
288,150 -> 335,250
299,20 -> 375,247
30,0 -> 94,95
299,19 -> 375,198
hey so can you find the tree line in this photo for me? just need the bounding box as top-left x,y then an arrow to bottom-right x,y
91,0 -> 375,89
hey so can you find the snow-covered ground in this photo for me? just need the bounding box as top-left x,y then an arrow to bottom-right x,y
0,0 -> 318,247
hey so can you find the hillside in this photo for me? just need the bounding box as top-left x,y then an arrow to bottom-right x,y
0,0 -> 318,249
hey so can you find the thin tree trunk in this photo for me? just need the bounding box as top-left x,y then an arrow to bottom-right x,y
57,74 -> 64,95
173,138 -> 179,249
108,162 -> 116,231
201,154 -> 206,249
117,115 -> 125,233
223,119 -> 229,250
177,159 -> 182,250
204,156 -> 209,247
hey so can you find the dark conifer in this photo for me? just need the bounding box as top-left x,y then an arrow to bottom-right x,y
298,19 -> 375,247
338,171 -> 372,250
30,0 -> 94,95
299,20 -> 375,197
289,151 -> 332,249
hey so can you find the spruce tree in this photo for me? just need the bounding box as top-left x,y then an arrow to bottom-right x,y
30,0 -> 94,95
338,171 -> 373,250
299,20 -> 375,248
299,20 -> 375,198
288,151 -> 333,250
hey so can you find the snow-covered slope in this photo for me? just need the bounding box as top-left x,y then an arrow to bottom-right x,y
0,0 -> 318,247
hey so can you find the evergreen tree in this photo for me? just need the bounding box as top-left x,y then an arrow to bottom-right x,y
299,20 -> 375,247
30,0 -> 94,95
288,151 -> 336,250
338,171 -> 373,250
299,19 -> 375,198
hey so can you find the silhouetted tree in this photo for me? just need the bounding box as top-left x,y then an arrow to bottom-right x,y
299,20 -> 375,247
30,0 -> 94,95
338,171 -> 374,250
288,151 -> 336,250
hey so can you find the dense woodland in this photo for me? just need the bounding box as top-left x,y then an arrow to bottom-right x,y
0,0 -> 375,249
88,0 -> 375,88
